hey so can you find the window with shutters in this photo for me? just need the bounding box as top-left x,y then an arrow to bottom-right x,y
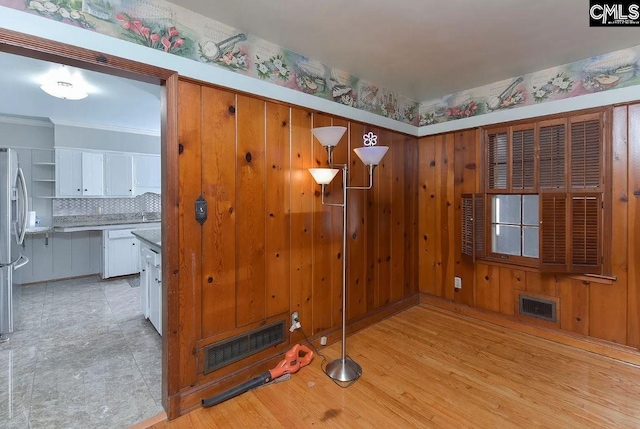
464,110 -> 609,275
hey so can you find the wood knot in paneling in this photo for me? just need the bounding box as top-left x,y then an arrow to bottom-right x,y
245,152 -> 252,162
228,106 -> 236,114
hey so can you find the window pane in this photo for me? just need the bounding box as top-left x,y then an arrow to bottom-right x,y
492,195 -> 521,224
523,195 -> 539,225
492,225 -> 521,256
523,226 -> 539,258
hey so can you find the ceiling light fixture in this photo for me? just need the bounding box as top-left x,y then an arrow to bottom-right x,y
40,66 -> 88,100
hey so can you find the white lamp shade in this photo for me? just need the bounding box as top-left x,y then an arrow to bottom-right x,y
312,126 -> 347,147
308,168 -> 339,185
353,146 -> 389,166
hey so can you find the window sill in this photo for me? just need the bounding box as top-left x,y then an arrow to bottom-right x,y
477,258 -> 616,284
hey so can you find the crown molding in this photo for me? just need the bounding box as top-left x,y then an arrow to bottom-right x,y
0,115 -> 53,128
49,119 -> 160,137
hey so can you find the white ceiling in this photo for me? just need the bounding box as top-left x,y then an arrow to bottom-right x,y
171,0 -> 640,101
0,51 -> 161,131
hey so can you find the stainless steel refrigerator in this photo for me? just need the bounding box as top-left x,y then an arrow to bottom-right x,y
0,148 -> 29,342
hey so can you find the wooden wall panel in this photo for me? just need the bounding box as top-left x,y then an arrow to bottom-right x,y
628,104 -> 640,347
590,106 -> 627,344
475,263 -> 500,312
390,132 -> 406,303
235,95 -> 266,327
453,130 -> 476,305
347,122 -> 367,319
200,87 -> 236,338
265,102 -> 291,318
499,267 -> 525,316
311,113 -> 333,334
435,134 -> 455,300
559,278 -> 590,336
418,136 -> 437,295
366,131 -> 380,312
331,118 -> 349,327
177,81 -> 202,387
404,136 -> 419,297
289,108 -> 313,344
525,272 -> 555,297
376,129 -> 393,308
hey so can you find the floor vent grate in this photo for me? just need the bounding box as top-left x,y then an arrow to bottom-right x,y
519,295 -> 556,322
203,320 -> 285,374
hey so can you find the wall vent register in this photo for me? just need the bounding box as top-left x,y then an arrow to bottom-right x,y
203,321 -> 285,374
519,295 -> 557,323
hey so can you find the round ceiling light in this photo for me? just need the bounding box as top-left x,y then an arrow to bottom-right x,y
40,80 -> 88,100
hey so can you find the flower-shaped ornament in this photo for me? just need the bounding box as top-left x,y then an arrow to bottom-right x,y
363,132 -> 378,147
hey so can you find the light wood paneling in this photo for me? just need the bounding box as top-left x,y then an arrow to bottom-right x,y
348,122 -> 367,319
154,305 -> 640,429
559,278 -> 590,336
499,267 -> 525,316
289,108 -> 313,345
311,114 -> 333,335
200,87 -> 236,338
265,102 -> 291,318
177,81 -> 202,390
404,137 -> 419,297
475,263 -> 500,311
235,95 -> 266,327
435,134 -> 455,300
453,130 -> 476,305
418,136 -> 437,295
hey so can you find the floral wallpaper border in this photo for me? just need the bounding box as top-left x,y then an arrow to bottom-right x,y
0,0 -> 419,125
1,0 -> 640,129
418,44 -> 640,126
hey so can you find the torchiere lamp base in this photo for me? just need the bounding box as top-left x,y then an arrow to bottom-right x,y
325,357 -> 362,382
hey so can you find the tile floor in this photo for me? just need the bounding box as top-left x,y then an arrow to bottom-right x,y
0,275 -> 163,428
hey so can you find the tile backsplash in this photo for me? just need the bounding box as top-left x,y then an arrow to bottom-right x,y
53,193 -> 161,216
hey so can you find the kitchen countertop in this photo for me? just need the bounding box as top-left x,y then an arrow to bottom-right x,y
132,228 -> 161,250
53,213 -> 161,232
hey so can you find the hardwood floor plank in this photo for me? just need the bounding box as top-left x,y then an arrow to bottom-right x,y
152,305 -> 640,428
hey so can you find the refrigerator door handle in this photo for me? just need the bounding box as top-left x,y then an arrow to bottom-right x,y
14,167 -> 28,245
13,254 -> 29,270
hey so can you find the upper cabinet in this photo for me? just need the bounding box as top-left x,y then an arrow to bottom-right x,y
55,148 -> 160,198
56,148 -> 103,197
105,153 -> 133,197
133,155 -> 161,195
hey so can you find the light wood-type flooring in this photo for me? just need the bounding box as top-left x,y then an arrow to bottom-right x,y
151,305 -> 640,428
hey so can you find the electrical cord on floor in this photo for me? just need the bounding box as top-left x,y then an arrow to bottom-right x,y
297,323 -> 361,388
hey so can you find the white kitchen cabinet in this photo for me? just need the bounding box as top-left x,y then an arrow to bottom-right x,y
55,148 -> 103,197
133,154 -> 161,195
139,242 -> 161,335
105,153 -> 133,197
102,229 -> 139,278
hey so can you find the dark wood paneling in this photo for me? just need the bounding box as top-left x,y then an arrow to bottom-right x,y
289,108 -> 313,344
435,135 -> 455,300
404,136 -> 420,297
177,81 -> 202,389
376,129 -> 393,308
265,102 -> 291,318
235,95 -> 266,327
200,87 -> 237,338
390,132 -> 406,303
628,104 -> 640,346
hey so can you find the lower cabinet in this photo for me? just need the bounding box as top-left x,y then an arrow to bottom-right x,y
140,243 -> 162,335
102,229 -> 140,279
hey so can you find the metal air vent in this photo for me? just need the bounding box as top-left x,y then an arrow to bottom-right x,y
203,320 -> 285,374
519,295 -> 556,322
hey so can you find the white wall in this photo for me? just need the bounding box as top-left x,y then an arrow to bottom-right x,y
54,124 -> 160,154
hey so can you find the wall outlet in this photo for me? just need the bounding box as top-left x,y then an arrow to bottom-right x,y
291,312 -> 299,325
320,336 -> 327,346
454,277 -> 462,289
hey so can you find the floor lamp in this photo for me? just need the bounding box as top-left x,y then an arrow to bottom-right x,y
308,126 -> 388,382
